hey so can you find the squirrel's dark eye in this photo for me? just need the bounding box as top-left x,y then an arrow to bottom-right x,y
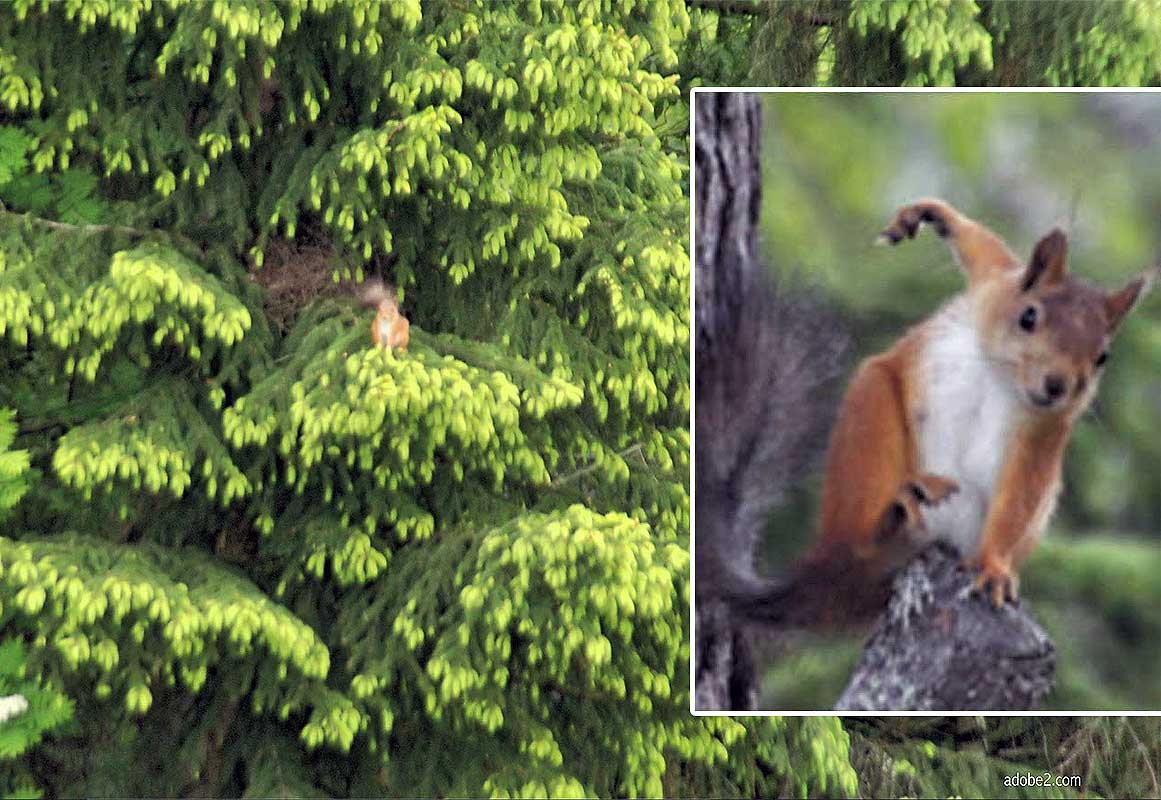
1018,306 -> 1038,332
1095,350 -> 1109,367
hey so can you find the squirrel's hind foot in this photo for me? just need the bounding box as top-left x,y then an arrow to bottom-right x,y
968,555 -> 1020,607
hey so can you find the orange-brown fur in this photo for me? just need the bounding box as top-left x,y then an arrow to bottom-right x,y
362,279 -> 410,351
813,198 -> 1153,607
817,332 -> 928,556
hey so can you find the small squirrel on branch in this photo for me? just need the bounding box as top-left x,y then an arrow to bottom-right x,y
360,278 -> 410,351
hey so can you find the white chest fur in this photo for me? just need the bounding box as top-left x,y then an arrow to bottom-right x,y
914,296 -> 1023,557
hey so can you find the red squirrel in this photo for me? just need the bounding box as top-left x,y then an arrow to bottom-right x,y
813,199 -> 1153,608
725,199 -> 1153,628
361,278 -> 410,351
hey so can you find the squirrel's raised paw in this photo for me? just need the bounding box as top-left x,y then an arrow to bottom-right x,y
968,556 -> 1019,608
877,200 -> 957,245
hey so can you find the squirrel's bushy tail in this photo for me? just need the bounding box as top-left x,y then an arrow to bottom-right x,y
359,277 -> 397,310
695,250 -> 848,620
694,92 -> 848,708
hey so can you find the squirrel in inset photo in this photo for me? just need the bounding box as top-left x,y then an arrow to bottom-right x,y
724,199 -> 1154,627
837,199 -> 1151,605
361,278 -> 410,351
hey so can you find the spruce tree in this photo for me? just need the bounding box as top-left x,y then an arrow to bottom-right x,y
0,2 -> 861,796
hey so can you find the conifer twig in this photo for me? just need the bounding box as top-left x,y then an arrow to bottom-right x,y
0,204 -> 144,238
550,443 -> 644,487
0,207 -> 201,252
686,0 -> 761,14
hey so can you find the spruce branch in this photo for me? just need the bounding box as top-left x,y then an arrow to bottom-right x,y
0,206 -> 202,253
687,0 -> 762,15
550,443 -> 645,487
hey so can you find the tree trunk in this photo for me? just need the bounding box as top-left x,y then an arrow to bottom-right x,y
693,91 -> 765,711
694,93 -> 847,709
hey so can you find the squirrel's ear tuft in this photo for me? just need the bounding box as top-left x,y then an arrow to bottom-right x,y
1022,229 -> 1068,291
1105,269 -> 1154,333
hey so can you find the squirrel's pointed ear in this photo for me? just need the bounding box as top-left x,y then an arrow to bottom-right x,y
1022,229 -> 1068,291
1105,268 -> 1155,333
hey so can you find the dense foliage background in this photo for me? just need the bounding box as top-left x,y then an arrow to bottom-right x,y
0,1 -> 851,797
747,0 -> 1161,87
0,0 -> 1156,798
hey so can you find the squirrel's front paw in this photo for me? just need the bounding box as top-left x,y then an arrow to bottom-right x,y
874,474 -> 959,549
907,473 -> 959,506
968,555 -> 1019,608
876,201 -> 953,245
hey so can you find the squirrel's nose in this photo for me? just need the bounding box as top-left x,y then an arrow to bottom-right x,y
1044,374 -> 1067,400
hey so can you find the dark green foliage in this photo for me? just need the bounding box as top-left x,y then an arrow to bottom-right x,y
0,126 -> 110,224
679,4 -> 757,91
0,128 -> 32,188
0,409 -> 28,518
0,421 -> 72,797
0,1 -> 869,797
974,0 -> 1161,86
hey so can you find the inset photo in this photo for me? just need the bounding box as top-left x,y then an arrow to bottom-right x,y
693,89 -> 1161,714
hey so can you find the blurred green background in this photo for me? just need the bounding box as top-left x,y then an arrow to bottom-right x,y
754,92 -> 1161,711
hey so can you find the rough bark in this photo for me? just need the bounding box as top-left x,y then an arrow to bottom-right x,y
693,92 -> 847,709
693,91 -> 764,712
836,544 -> 1055,712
